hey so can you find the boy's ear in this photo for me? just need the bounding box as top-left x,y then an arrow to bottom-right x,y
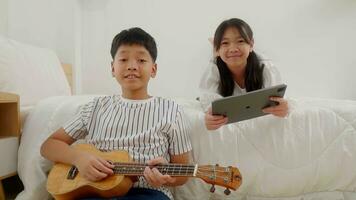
150,63 -> 157,78
111,62 -> 115,77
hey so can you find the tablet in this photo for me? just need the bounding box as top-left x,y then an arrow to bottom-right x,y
212,84 -> 287,124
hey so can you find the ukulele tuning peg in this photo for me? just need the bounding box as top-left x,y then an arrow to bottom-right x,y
210,185 -> 215,193
224,188 -> 231,195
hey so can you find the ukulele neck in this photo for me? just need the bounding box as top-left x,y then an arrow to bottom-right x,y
113,163 -> 198,177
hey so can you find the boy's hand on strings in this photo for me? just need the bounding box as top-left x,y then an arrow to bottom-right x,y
73,151 -> 114,182
205,107 -> 228,130
144,157 -> 176,187
262,97 -> 289,117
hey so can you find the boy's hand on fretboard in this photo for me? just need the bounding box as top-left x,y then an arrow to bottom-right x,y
143,157 -> 176,187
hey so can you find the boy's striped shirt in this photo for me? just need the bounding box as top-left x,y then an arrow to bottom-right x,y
63,95 -> 192,199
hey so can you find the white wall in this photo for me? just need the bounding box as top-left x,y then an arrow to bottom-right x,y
0,0 -> 8,35
6,0 -> 356,100
79,0 -> 356,100
6,0 -> 79,91
7,0 -> 75,65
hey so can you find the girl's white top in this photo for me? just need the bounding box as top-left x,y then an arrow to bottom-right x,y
199,56 -> 283,111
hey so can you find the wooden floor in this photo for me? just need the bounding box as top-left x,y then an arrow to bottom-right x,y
1,175 -> 23,200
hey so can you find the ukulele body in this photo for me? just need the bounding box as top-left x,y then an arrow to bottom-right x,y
47,144 -> 133,200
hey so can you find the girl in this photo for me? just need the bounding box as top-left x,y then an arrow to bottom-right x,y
199,18 -> 289,130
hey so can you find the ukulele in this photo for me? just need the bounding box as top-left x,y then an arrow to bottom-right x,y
47,144 -> 242,200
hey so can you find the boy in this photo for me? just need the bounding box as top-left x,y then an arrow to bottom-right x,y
40,27 -> 192,200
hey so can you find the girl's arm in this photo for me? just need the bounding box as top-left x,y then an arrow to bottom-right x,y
205,107 -> 228,130
262,97 -> 289,117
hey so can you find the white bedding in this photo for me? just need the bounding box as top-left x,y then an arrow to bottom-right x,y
17,96 -> 97,200
0,36 -> 71,108
16,96 -> 356,200
20,106 -> 34,130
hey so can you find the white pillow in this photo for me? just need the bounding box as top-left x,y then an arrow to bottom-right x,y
0,35 -> 71,107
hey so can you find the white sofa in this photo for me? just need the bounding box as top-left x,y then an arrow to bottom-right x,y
16,96 -> 356,200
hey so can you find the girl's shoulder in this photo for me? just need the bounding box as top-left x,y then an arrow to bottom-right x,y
257,54 -> 274,68
257,56 -> 282,87
256,54 -> 280,74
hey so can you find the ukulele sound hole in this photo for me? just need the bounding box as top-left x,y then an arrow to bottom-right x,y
67,166 -> 79,180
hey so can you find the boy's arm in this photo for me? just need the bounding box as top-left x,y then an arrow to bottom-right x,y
166,151 -> 191,186
40,127 -> 78,164
40,128 -> 114,181
144,151 -> 191,187
143,103 -> 193,187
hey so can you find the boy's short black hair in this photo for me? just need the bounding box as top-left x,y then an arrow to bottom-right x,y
110,27 -> 157,62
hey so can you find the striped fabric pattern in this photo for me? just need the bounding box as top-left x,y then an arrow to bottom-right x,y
63,95 -> 192,199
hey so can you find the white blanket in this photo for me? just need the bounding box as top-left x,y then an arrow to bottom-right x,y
16,96 -> 356,200
17,96 -> 97,200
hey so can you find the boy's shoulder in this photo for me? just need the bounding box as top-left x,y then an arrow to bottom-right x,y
90,95 -> 115,104
155,95 -> 175,102
148,96 -> 185,115
83,95 -> 117,110
155,96 -> 181,107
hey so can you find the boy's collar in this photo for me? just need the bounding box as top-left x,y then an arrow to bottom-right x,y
119,95 -> 154,103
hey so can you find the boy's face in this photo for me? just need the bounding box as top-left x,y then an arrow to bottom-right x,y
111,44 -> 157,97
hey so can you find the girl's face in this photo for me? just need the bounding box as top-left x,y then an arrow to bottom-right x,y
217,27 -> 254,70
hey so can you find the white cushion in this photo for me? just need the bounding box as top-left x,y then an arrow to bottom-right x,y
0,35 -> 71,107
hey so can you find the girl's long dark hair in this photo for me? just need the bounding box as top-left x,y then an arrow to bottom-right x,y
214,18 -> 264,97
